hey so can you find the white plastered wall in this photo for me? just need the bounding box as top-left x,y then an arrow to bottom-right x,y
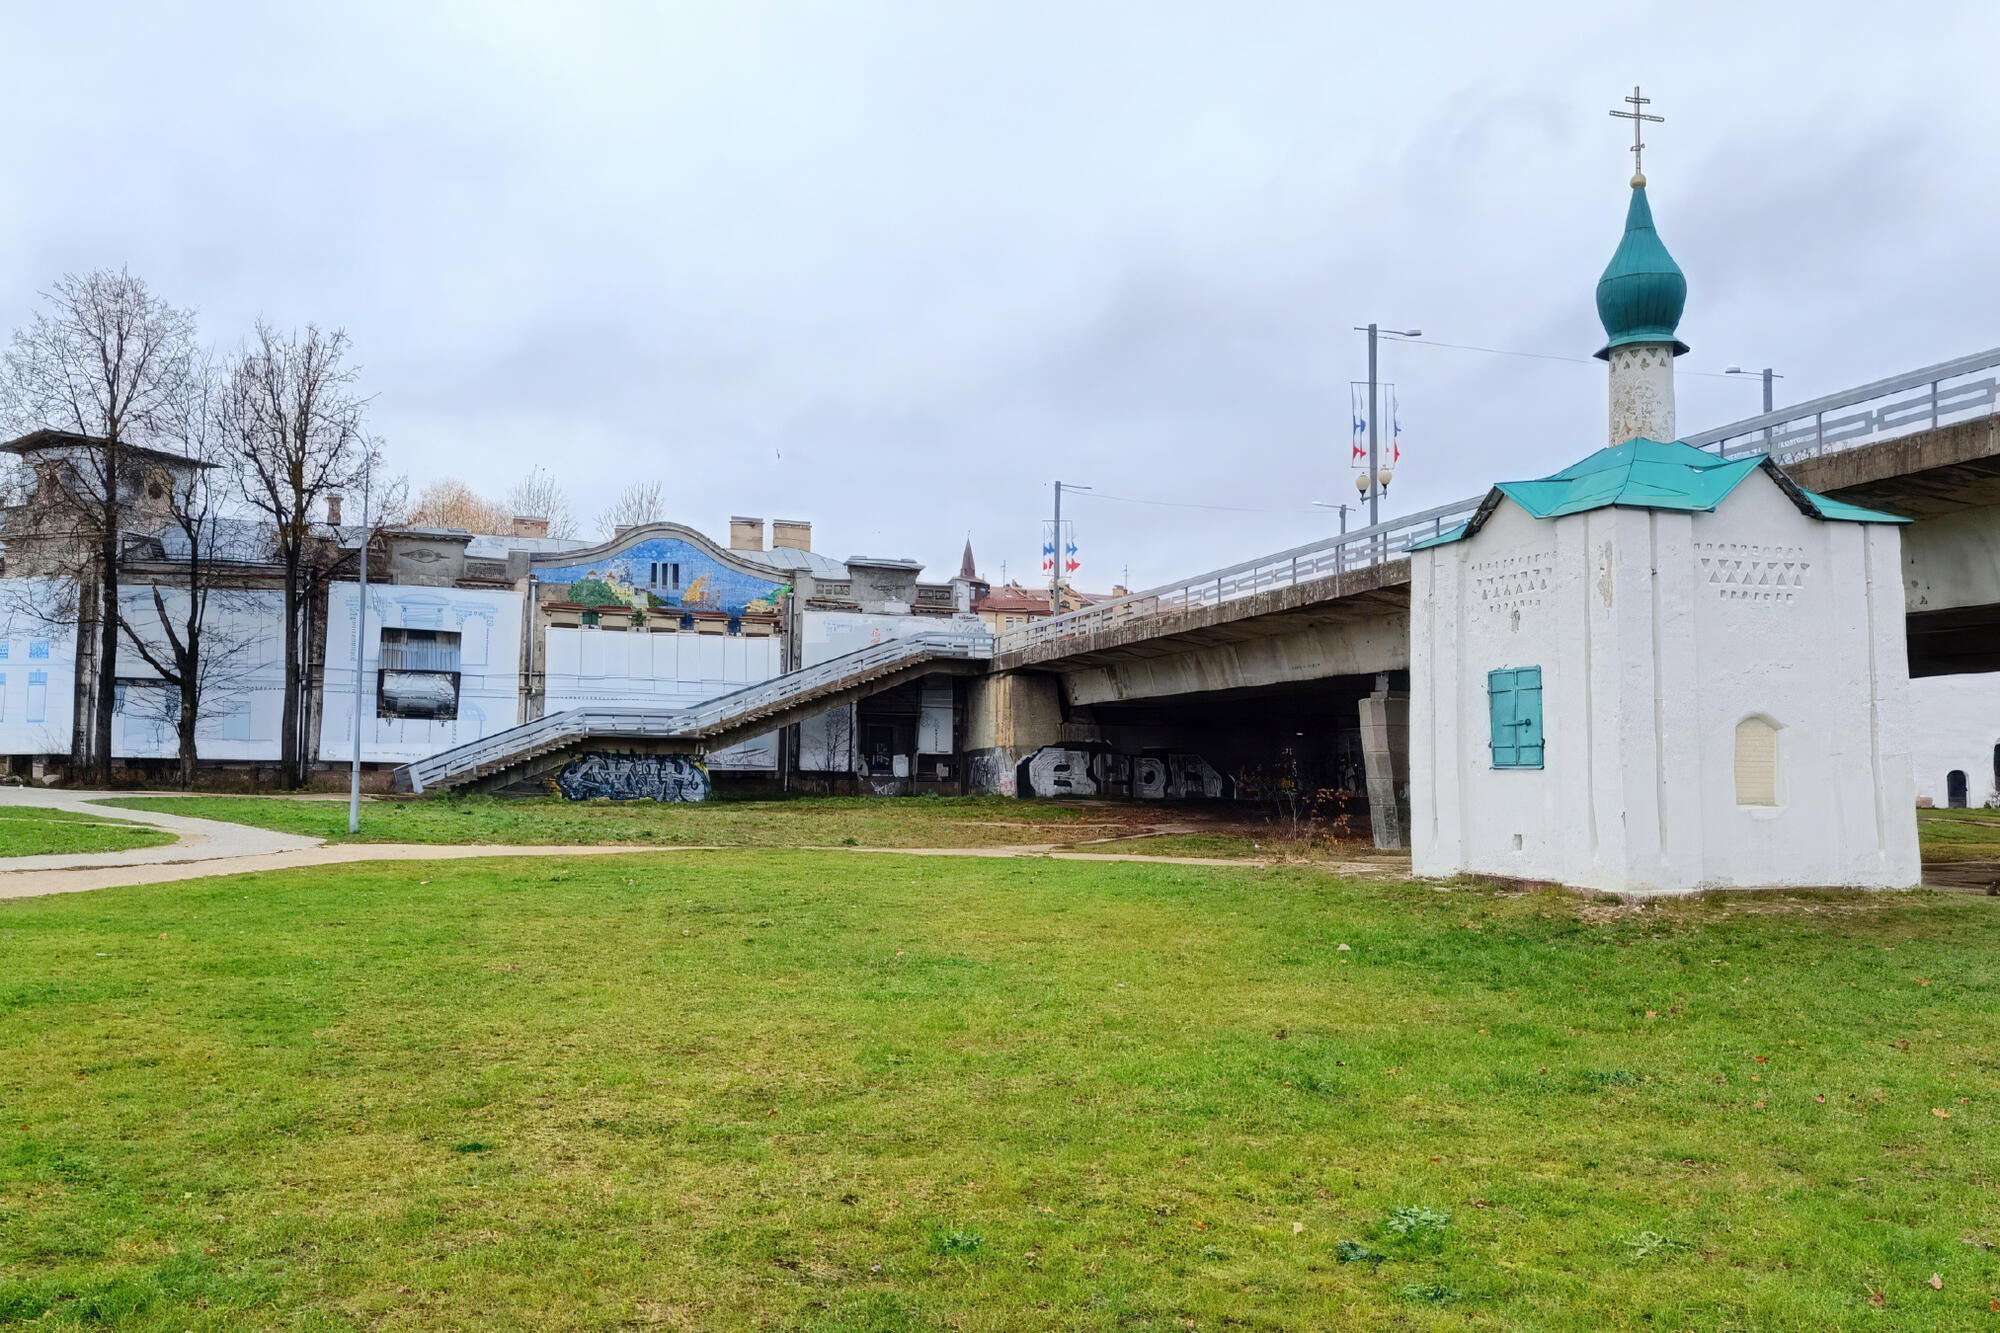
1908,673 -> 2000,808
1412,474 -> 1920,894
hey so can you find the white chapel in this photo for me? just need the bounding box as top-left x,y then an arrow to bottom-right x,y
1406,162 -> 1922,895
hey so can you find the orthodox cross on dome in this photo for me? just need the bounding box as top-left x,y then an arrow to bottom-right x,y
1608,85 -> 1663,183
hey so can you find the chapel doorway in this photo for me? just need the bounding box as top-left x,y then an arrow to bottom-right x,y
1947,770 -> 1969,809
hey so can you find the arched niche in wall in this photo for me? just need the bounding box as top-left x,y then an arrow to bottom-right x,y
1734,716 -> 1780,808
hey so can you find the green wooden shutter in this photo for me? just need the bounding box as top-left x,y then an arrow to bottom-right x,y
1515,667 -> 1543,767
1488,669 -> 1518,767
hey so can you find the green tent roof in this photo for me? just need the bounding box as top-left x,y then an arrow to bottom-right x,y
1409,439 -> 1908,551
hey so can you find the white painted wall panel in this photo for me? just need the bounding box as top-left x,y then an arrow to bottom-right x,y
1909,672 -> 2000,808
541,627 -> 779,769
319,582 -> 526,765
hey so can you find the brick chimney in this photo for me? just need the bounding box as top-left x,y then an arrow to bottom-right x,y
511,515 -> 550,539
771,518 -> 812,552
729,516 -> 766,551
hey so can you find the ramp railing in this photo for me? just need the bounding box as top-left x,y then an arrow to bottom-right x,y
398,629 -> 992,793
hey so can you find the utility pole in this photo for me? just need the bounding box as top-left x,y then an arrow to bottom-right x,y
1354,324 -> 1420,528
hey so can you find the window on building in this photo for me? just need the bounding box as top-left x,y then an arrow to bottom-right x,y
1487,667 -> 1544,769
114,679 -> 179,724
1948,769 -> 1969,809
26,670 -> 46,724
28,640 -> 48,661
648,561 -> 682,589
377,628 -> 462,720
380,627 -> 461,672
1734,717 -> 1779,806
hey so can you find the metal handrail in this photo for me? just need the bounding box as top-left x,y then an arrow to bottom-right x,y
398,629 -> 993,793
994,496 -> 1480,655
998,346 -> 2000,659
1687,346 -> 2000,462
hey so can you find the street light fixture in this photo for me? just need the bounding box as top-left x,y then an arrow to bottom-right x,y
1353,324 -> 1421,527
1724,365 -> 1783,414
1311,499 -> 1352,535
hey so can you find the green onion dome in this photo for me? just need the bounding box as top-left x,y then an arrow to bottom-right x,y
1594,175 -> 1688,360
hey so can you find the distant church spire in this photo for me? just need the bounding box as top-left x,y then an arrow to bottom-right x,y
1598,86 -> 1688,445
959,537 -> 978,581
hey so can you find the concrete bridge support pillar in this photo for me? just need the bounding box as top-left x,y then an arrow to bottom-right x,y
1359,676 -> 1410,850
962,671 -> 1066,796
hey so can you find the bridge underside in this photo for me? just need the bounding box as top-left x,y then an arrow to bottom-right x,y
1787,417 -> 2000,676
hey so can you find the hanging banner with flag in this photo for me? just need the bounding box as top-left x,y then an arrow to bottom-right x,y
1042,521 -> 1078,579
1350,382 -> 1395,472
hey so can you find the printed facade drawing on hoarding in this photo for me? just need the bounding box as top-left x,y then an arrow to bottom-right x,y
537,537 -> 782,616
554,751 -> 711,802
1017,744 -> 1235,800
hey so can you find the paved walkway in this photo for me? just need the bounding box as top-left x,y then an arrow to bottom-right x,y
0,788 -> 1392,902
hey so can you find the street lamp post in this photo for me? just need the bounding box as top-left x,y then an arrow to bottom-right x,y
1356,323 -> 1421,527
1051,480 -> 1090,610
1725,366 -> 1784,445
1311,500 -> 1351,535
348,475 -> 372,836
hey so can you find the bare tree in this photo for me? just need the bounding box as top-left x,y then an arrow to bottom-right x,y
222,322 -> 377,787
507,465 -> 576,539
115,356 -> 261,787
0,269 -> 197,783
596,479 -> 667,538
410,477 -> 510,534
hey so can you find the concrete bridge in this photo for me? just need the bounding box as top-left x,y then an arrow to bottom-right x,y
967,348 -> 2000,829
395,348 -> 2000,825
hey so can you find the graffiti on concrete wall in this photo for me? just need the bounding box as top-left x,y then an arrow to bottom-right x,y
1017,745 -> 1234,800
555,752 -> 711,802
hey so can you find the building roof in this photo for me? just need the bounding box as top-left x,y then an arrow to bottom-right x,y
959,539 -> 978,580
463,533 -> 591,560
735,544 -> 849,579
1411,438 -> 1909,551
975,587 -> 1055,614
1595,181 -> 1689,359
0,428 -> 217,469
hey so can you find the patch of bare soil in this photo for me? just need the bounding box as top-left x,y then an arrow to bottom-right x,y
1924,860 -> 2000,892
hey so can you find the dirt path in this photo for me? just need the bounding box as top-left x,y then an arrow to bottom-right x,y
0,838 -> 1405,901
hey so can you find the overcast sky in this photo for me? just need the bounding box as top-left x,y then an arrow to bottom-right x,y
5,2 -> 1996,589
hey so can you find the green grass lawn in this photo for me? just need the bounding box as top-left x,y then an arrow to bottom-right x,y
6,851 -> 2000,1328
101,794 -> 1124,850
1917,810 -> 2000,863
0,805 -> 177,858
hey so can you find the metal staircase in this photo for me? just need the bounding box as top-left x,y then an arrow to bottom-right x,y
394,629 -> 994,795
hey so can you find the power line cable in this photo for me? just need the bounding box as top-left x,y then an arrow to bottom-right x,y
1399,335 -> 1746,380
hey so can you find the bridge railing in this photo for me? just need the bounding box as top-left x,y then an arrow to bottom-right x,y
1687,346 -> 2000,464
1001,348 -> 2000,661
994,497 -> 1481,656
